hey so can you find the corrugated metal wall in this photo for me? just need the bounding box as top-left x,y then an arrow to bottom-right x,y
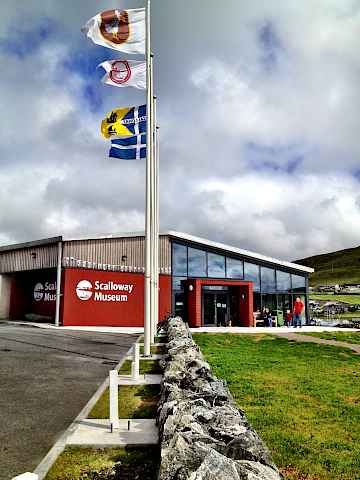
0,235 -> 172,274
0,244 -> 58,273
63,235 -> 171,273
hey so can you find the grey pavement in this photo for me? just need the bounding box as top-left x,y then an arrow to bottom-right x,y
0,322 -> 137,480
271,331 -> 360,354
67,418 -> 158,447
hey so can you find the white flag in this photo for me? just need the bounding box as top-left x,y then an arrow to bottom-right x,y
98,60 -> 146,90
82,9 -> 145,55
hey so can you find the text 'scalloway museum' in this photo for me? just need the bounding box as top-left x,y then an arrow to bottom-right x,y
0,231 -> 313,327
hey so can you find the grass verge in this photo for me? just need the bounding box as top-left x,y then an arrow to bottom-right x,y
118,359 -> 162,375
140,344 -> 166,355
297,331 -> 360,345
193,333 -> 360,480
88,384 -> 160,419
45,446 -> 160,480
310,294 -> 360,304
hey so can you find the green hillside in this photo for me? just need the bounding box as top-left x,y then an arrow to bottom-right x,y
296,245 -> 360,287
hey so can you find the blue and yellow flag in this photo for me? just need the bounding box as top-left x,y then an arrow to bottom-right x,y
101,104 -> 146,139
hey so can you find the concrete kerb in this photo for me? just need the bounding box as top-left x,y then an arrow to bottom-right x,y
33,335 -> 143,480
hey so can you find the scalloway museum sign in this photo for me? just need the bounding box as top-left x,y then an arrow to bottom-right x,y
76,280 -> 134,302
33,282 -> 57,302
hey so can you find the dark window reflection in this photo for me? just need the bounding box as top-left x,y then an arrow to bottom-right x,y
172,243 -> 187,276
291,274 -> 306,292
208,252 -> 225,278
172,276 -> 186,292
261,267 -> 276,293
244,262 -> 260,291
276,270 -> 291,292
226,257 -> 244,279
188,247 -> 207,277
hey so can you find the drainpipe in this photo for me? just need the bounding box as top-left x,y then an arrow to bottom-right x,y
55,241 -> 62,327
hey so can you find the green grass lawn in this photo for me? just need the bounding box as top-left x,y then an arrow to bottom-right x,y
140,344 -> 166,355
45,446 -> 160,480
310,294 -> 360,304
193,333 -> 360,480
118,359 -> 162,375
298,331 -> 360,345
88,384 -> 160,419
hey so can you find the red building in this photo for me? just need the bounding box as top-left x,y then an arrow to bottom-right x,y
0,232 -> 313,328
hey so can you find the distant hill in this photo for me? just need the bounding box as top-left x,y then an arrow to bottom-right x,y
295,245 -> 360,287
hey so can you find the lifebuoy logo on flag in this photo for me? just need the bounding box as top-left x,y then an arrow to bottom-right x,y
34,283 -> 44,301
99,10 -> 130,45
98,60 -> 146,90
76,280 -> 93,301
82,8 -> 145,55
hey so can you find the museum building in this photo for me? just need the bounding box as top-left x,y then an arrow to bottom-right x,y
0,231 -> 313,327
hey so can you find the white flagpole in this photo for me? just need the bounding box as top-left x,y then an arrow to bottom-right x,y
155,122 -> 160,337
144,0 -> 153,356
151,95 -> 158,341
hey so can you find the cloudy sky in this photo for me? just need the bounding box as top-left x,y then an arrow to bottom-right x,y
0,0 -> 359,261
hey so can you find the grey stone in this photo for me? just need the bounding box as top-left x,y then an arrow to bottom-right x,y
158,318 -> 282,480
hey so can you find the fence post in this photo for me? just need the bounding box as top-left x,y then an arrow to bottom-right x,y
109,370 -> 119,430
131,343 -> 140,381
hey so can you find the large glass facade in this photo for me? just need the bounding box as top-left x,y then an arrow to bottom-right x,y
171,241 -> 309,324
208,252 -> 225,278
172,243 -> 187,276
226,257 -> 244,279
188,247 -> 207,277
261,267 -> 276,293
291,274 -> 306,293
276,270 -> 291,292
244,262 -> 260,291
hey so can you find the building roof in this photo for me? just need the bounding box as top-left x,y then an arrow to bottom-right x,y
0,236 -> 62,253
166,231 -> 314,274
0,230 -> 314,274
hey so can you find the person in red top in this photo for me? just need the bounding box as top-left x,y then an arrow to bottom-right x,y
293,297 -> 305,328
285,309 -> 292,327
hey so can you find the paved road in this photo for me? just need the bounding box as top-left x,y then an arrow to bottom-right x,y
0,323 -> 137,480
272,331 -> 360,354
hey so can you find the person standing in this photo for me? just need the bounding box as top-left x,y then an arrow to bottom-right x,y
293,297 -> 305,328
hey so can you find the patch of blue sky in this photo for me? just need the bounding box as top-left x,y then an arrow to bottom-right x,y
257,21 -> 284,72
0,18 -> 56,57
62,45 -> 118,79
245,142 -> 304,174
353,170 -> 360,181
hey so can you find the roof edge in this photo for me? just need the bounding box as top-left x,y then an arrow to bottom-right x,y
0,236 -> 62,253
166,231 -> 314,274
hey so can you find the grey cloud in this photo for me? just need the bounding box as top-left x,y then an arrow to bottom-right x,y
0,0 -> 360,260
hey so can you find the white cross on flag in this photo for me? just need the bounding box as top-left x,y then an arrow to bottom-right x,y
98,60 -> 146,90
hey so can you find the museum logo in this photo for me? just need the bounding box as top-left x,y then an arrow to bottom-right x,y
33,282 -> 56,302
75,280 -> 134,302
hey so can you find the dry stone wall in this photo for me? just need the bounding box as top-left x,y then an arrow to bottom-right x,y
157,317 -> 283,480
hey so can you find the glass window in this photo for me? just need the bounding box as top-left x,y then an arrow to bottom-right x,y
173,292 -> 186,319
188,247 -> 207,277
291,274 -> 306,292
276,270 -> 291,292
226,257 -> 244,279
207,252 -> 225,278
262,294 -> 277,312
261,267 -> 276,293
244,262 -> 260,291
172,277 -> 186,292
172,243 -> 187,276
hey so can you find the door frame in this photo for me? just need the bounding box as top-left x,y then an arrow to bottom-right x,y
202,288 -> 230,326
